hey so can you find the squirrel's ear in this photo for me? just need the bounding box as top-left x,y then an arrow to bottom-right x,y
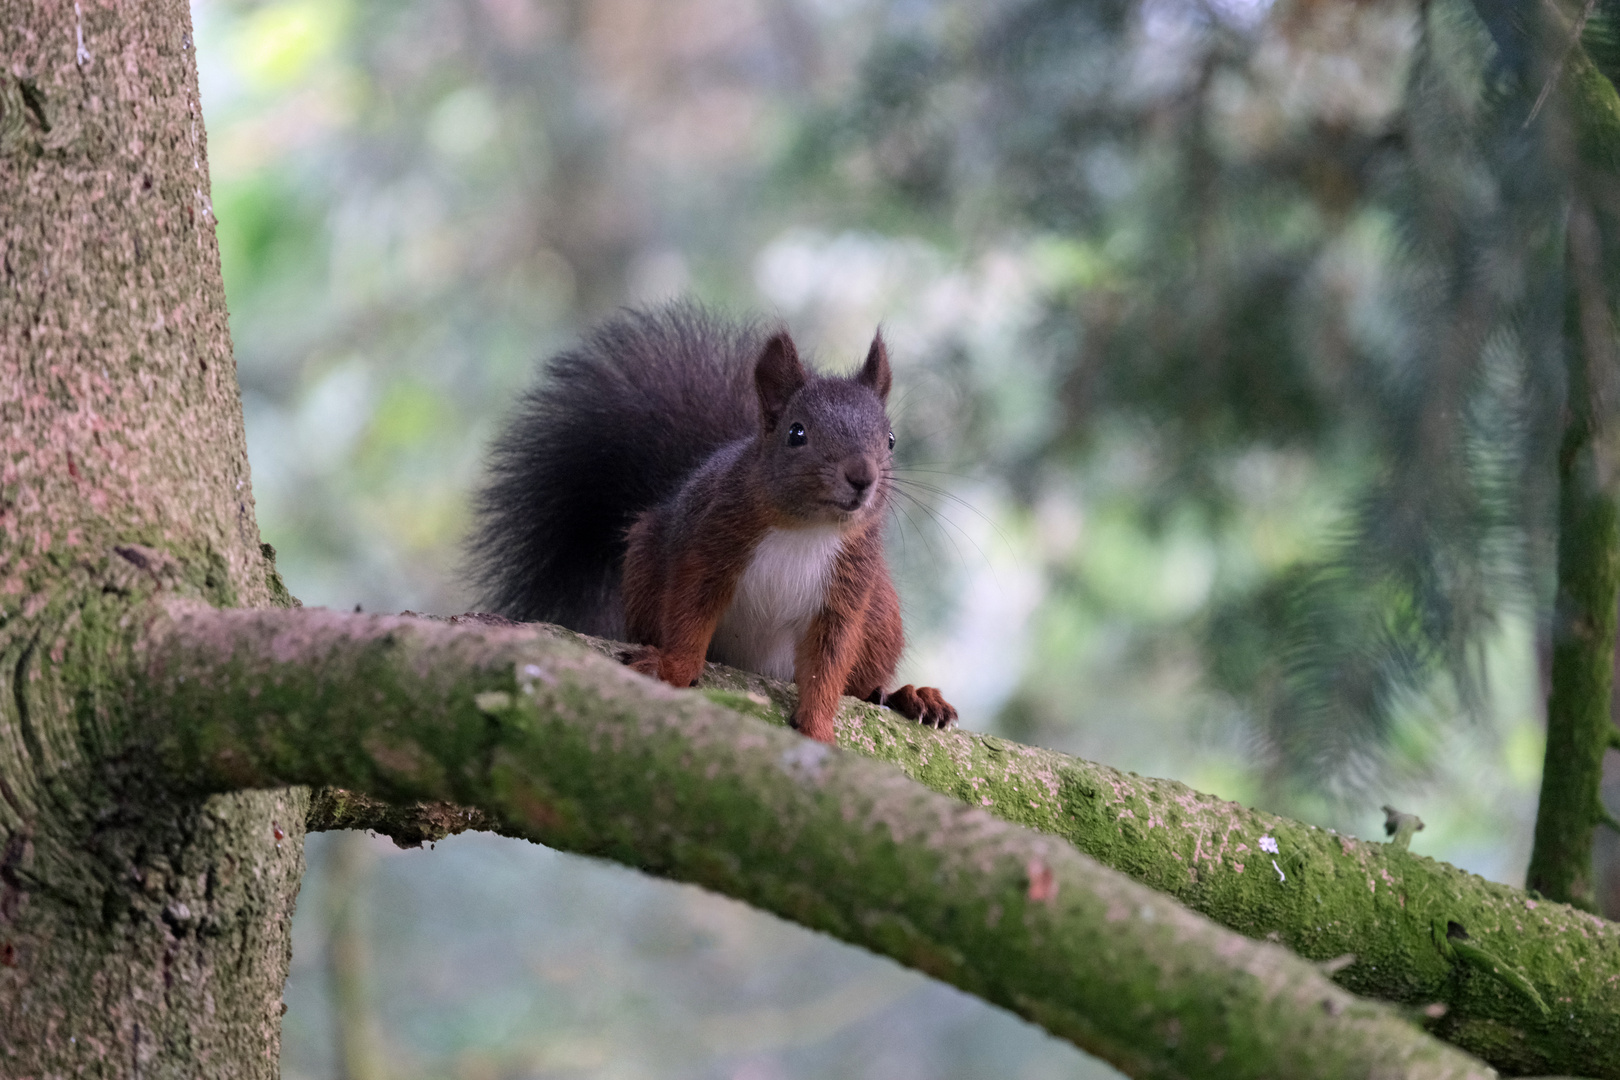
755,332 -> 807,430
857,330 -> 892,403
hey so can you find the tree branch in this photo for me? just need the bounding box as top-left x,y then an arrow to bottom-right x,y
557,632 -> 1620,1077
253,609 -> 1620,1077
121,600 -> 1495,1080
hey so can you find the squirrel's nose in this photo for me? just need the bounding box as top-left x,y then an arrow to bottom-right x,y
843,457 -> 875,493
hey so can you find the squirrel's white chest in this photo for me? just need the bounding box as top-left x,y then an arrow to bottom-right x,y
710,525 -> 844,680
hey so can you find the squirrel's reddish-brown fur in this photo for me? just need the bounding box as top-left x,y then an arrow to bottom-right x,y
468,303 -> 954,742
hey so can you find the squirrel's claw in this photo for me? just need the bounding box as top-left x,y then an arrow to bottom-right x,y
915,686 -> 958,729
881,684 -> 957,730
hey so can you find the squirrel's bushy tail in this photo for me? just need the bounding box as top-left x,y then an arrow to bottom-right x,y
466,303 -> 766,635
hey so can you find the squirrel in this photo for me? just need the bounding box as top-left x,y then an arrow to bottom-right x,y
467,302 -> 956,743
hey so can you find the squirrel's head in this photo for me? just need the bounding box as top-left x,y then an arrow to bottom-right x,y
753,329 -> 894,530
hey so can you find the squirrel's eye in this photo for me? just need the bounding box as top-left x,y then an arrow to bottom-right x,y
787,422 -> 807,447
887,431 -> 896,451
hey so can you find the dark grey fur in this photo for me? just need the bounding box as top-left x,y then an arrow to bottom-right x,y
466,304 -> 767,636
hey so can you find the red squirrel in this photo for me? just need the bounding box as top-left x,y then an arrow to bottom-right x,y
468,303 -> 955,742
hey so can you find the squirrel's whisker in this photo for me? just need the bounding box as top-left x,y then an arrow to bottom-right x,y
887,475 -> 1012,554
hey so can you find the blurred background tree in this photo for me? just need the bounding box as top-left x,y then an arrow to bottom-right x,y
191,0 -> 1617,1076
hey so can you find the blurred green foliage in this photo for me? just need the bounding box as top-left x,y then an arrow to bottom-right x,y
191,0 -> 1620,1075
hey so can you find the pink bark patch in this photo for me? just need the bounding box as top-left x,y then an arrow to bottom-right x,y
1026,859 -> 1057,903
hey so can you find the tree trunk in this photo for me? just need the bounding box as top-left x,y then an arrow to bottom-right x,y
1529,197 -> 1620,910
1,2 -> 298,1076
1519,8 -> 1620,912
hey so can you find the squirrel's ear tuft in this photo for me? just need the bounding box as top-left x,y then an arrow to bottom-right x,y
755,332 -> 807,430
857,331 -> 892,403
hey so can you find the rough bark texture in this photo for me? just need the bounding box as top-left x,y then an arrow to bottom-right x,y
1,0 -> 273,604
124,600 -> 1493,1080
1,3 -> 298,1077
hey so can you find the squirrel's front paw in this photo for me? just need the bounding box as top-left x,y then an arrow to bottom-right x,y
883,685 -> 957,730
657,652 -> 705,688
623,645 -> 663,679
622,646 -> 704,688
790,707 -> 837,744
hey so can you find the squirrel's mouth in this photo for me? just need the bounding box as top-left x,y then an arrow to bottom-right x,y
822,496 -> 867,515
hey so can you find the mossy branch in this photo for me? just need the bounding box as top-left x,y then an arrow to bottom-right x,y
577,640 -> 1620,1078
117,600 -> 1497,1080
273,611 -> 1620,1077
